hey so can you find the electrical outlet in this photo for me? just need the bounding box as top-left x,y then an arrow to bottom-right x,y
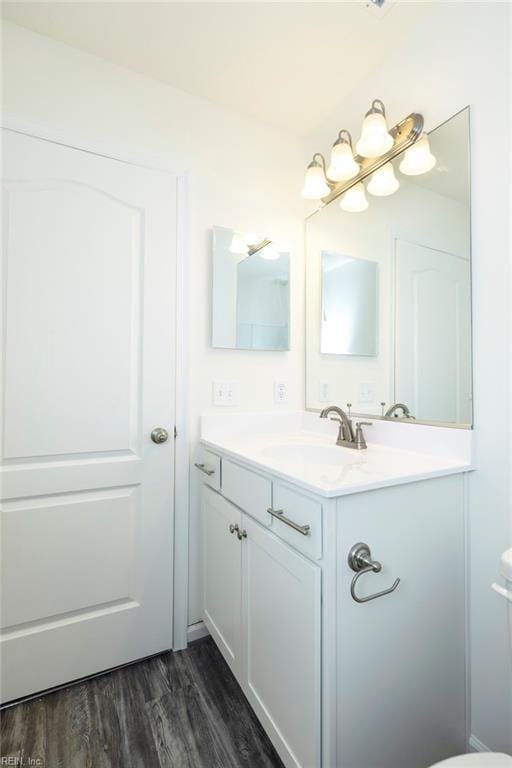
358,382 -> 376,404
213,380 -> 237,406
274,381 -> 288,405
319,381 -> 329,403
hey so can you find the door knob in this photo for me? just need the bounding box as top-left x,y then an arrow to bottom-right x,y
151,428 -> 169,444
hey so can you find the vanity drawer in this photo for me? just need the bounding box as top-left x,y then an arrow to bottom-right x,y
271,483 -> 323,560
194,447 -> 221,491
222,459 -> 272,527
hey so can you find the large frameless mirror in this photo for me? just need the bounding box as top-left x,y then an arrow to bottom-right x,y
212,226 -> 290,351
305,107 -> 472,427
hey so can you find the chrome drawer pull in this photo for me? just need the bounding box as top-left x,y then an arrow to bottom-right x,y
267,507 -> 310,536
194,462 -> 215,477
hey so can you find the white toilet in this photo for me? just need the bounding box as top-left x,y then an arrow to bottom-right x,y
431,549 -> 512,768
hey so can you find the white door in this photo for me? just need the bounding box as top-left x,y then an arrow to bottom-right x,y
202,486 -> 242,678
395,239 -> 472,423
242,515 -> 321,768
1,130 -> 177,703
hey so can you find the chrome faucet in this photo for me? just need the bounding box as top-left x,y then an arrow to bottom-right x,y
319,405 -> 372,450
384,402 -> 415,420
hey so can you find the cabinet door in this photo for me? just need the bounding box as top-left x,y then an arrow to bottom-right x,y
337,476 -> 465,768
242,515 -> 321,768
202,486 -> 242,678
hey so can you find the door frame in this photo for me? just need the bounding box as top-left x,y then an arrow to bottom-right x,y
1,115 -> 190,652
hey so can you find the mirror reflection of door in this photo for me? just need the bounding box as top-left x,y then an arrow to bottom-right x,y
395,240 -> 471,424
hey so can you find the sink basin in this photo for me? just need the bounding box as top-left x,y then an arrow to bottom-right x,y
261,442 -> 362,466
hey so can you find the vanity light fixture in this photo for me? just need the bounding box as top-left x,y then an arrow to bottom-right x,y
327,130 -> 360,182
259,244 -> 280,260
229,232 -> 249,255
367,162 -> 400,196
339,183 -> 368,213
244,232 -> 262,246
302,103 -> 423,209
302,153 -> 331,200
356,99 -> 394,158
399,133 -> 437,175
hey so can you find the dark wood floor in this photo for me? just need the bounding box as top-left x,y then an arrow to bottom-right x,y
1,636 -> 284,768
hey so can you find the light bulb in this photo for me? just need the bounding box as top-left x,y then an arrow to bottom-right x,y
367,162 -> 400,196
229,232 -> 249,255
399,134 -> 437,175
302,155 -> 330,199
327,131 -> 359,182
259,244 -> 280,260
339,183 -> 368,213
356,100 -> 394,158
244,232 -> 261,246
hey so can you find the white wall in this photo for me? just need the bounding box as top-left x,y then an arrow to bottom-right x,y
1,21 -> 304,626
305,2 -> 512,753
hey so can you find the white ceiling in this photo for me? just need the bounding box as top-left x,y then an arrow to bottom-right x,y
2,1 -> 432,136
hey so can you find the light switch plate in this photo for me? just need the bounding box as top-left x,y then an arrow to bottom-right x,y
274,381 -> 288,404
319,381 -> 329,403
213,380 -> 237,406
358,382 -> 376,404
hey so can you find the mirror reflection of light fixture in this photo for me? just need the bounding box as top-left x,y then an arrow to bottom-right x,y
244,232 -> 261,246
259,244 -> 280,260
229,232 -> 249,255
399,133 -> 437,175
327,130 -> 360,182
302,153 -> 331,199
339,183 -> 368,213
367,162 -> 400,196
356,99 -> 394,158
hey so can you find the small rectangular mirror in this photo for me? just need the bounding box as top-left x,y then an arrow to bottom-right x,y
212,226 -> 290,351
321,251 -> 377,356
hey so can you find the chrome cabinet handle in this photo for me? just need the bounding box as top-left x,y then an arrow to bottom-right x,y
194,462 -> 215,476
348,542 -> 400,603
228,523 -> 246,540
267,507 -> 310,536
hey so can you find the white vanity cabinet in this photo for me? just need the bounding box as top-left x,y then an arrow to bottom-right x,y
336,476 -> 466,768
202,486 -> 243,677
196,449 -> 467,768
201,483 -> 322,768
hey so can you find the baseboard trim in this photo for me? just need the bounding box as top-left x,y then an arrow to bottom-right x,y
469,735 -> 491,753
187,620 -> 210,644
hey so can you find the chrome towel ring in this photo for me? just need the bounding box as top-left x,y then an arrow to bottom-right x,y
348,542 -> 400,604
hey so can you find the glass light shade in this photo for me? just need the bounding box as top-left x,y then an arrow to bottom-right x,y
229,232 -> 249,255
356,111 -> 394,158
244,232 -> 261,246
399,135 -> 437,175
339,183 -> 368,213
302,164 -> 330,199
327,141 -> 359,182
367,162 -> 400,196
259,244 -> 280,260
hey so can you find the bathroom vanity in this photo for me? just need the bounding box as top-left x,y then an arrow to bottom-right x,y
195,412 -> 472,768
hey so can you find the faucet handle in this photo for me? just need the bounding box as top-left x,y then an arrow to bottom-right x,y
354,421 -> 372,449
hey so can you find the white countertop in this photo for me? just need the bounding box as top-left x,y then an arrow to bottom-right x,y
200,411 -> 473,498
